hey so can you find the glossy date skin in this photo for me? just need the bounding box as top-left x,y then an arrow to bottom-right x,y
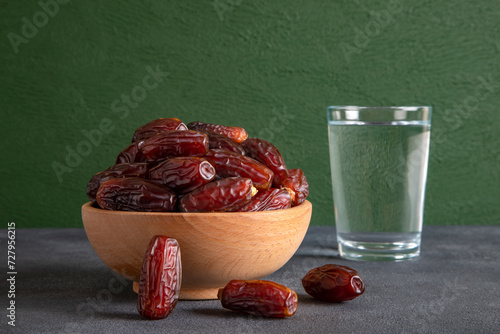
280,168 -> 309,206
205,149 -> 274,191
88,117 -> 310,212
179,177 -> 254,212
140,130 -> 209,163
187,121 -> 248,143
149,157 -> 216,194
115,141 -> 146,164
241,138 -> 288,187
96,177 -> 177,212
218,280 -> 298,318
132,117 -> 188,142
302,264 -> 365,302
237,188 -> 291,212
137,236 -> 181,320
200,130 -> 246,155
87,163 -> 150,203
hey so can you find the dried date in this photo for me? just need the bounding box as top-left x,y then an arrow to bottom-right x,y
116,141 -> 146,164
132,117 -> 188,142
237,188 -> 291,212
96,177 -> 177,212
187,121 -> 248,143
281,168 -> 309,206
140,130 -> 209,163
149,157 -> 216,194
200,130 -> 246,155
87,162 -> 149,203
241,138 -> 288,187
218,279 -> 298,318
179,177 -> 255,212
137,235 -> 181,320
302,264 -> 365,302
205,149 -> 274,191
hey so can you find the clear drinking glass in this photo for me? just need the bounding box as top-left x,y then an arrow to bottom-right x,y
327,106 -> 432,261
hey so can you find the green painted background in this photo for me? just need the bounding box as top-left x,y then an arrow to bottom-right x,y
1,0 -> 499,228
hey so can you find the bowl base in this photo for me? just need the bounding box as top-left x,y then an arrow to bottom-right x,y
133,281 -> 219,300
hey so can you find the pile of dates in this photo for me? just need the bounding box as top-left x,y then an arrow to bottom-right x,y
87,118 -> 309,212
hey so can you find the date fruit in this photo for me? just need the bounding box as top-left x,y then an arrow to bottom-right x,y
205,149 -> 274,191
218,279 -> 298,318
137,235 -> 181,320
96,177 -> 177,212
132,117 -> 188,142
140,130 -> 209,162
280,168 -> 309,206
179,177 -> 255,212
149,157 -> 216,194
241,138 -> 288,187
200,130 -> 246,155
237,188 -> 291,212
116,141 -> 145,164
302,264 -> 365,302
86,117 -> 310,212
87,162 -> 149,203
187,121 -> 248,143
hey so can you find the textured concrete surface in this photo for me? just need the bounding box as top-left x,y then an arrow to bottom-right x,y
0,0 -> 499,227
1,226 -> 499,333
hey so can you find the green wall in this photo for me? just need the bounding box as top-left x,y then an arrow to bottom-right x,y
1,0 -> 499,228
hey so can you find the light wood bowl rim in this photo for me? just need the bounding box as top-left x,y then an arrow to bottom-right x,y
81,200 -> 312,217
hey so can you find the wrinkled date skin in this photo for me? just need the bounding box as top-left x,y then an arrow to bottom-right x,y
132,117 -> 188,143
237,188 -> 291,212
87,163 -> 150,203
205,149 -> 274,191
96,177 -> 177,212
200,130 -> 246,155
140,130 -> 209,163
280,168 -> 309,206
87,117 -> 310,212
187,121 -> 248,144
179,177 -> 254,212
218,280 -> 298,318
116,141 -> 146,164
137,236 -> 181,320
149,157 -> 216,194
302,264 -> 365,302
241,138 -> 288,187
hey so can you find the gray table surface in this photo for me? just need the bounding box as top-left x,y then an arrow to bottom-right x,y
1,226 -> 499,334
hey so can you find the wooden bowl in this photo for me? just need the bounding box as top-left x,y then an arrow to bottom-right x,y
81,200 -> 312,300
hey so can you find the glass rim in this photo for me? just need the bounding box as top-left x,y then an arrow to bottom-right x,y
327,105 -> 432,111
327,105 -> 432,123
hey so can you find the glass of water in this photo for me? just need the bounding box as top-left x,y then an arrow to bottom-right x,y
327,106 -> 432,261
